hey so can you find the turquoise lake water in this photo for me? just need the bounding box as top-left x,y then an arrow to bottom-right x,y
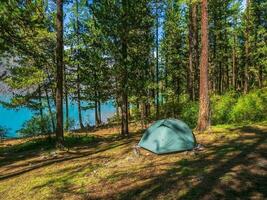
0,98 -> 116,138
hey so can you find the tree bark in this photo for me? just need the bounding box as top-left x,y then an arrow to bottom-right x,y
56,0 -> 64,145
188,1 -> 195,101
98,100 -> 101,124
75,0 -> 84,130
259,65 -> 263,88
121,0 -> 129,136
244,0 -> 250,94
45,87 -> 55,134
188,1 -> 198,101
196,0 -> 210,132
193,3 -> 199,99
64,65 -> 69,131
155,0 -> 159,118
77,74 -> 84,129
95,99 -> 99,127
232,33 -> 236,90
38,86 -> 45,133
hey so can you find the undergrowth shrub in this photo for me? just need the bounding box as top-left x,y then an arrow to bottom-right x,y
18,114 -> 53,137
179,88 -> 267,126
211,91 -> 238,125
230,88 -> 267,122
0,126 -> 8,140
180,101 -> 198,128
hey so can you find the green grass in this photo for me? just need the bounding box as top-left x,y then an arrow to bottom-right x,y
0,134 -> 99,154
0,123 -> 266,200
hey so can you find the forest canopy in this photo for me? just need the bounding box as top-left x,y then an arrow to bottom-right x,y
0,0 -> 266,142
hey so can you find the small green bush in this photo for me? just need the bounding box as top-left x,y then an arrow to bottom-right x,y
65,135 -> 98,147
179,88 -> 267,127
230,88 -> 267,122
211,91 -> 238,125
18,114 -> 53,137
0,126 -> 8,140
180,101 -> 198,128
65,118 -> 75,131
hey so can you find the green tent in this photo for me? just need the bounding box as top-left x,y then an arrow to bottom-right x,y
138,119 -> 196,154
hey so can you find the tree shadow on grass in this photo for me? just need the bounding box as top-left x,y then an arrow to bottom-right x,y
0,135 -> 101,169
113,126 -> 267,200
0,130 -> 142,181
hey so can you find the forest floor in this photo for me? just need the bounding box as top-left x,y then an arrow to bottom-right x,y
0,121 -> 267,200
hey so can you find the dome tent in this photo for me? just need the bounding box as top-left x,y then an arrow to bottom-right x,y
138,119 -> 196,154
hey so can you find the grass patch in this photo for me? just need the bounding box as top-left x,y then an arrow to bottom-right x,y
0,123 -> 266,200
0,134 -> 99,154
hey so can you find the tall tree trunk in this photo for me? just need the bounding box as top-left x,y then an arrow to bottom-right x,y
232,33 -> 236,90
95,99 -> 99,127
121,0 -> 129,136
244,0 -> 250,94
155,0 -> 159,118
140,102 -> 144,129
196,0 -> 210,131
98,100 -> 101,124
219,61 -> 223,94
45,87 -> 55,134
38,86 -> 45,133
77,73 -> 84,129
193,3 -> 199,99
188,1 -> 198,101
55,0 -> 64,145
188,1 -> 195,101
259,65 -> 263,88
116,97 -> 120,119
64,65 -> 69,131
224,1 -> 229,91
75,0 -> 84,129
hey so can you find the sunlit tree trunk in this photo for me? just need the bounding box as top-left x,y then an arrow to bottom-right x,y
196,0 -> 210,132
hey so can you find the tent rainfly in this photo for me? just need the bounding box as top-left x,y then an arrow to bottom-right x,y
138,119 -> 196,154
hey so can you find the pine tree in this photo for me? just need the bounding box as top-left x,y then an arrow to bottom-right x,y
55,0 -> 64,145
196,0 -> 210,131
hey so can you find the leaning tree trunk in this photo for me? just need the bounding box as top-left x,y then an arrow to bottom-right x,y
55,0 -> 64,145
196,0 -> 210,132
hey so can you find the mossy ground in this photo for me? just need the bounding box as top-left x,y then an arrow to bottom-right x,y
0,122 -> 267,200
